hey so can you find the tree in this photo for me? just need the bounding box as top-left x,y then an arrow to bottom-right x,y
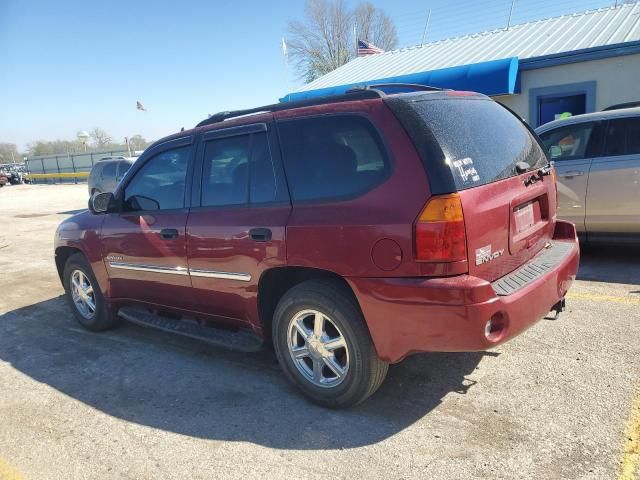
89,127 -> 113,149
26,140 -> 83,156
354,2 -> 397,51
127,134 -> 149,152
0,143 -> 22,164
286,0 -> 398,82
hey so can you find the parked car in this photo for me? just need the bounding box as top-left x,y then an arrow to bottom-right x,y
87,156 -> 135,197
536,107 -> 640,244
54,86 -> 579,407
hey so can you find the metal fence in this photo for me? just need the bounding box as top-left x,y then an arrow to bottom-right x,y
24,149 -> 132,183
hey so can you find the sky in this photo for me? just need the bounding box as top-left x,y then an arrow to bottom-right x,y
0,0 -> 617,151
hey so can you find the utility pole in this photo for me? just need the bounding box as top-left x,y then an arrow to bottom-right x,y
421,9 -> 431,46
507,0 -> 516,30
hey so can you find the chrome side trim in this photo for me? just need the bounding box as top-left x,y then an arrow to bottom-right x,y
189,269 -> 252,282
109,262 -> 189,276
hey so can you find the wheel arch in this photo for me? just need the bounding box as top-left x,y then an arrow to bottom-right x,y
55,246 -> 85,285
257,266 -> 364,345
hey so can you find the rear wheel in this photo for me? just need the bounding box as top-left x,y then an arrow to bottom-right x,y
63,253 -> 118,331
273,279 -> 388,408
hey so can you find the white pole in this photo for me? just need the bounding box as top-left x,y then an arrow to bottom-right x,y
281,38 -> 291,93
421,9 -> 431,46
354,23 -> 358,56
507,0 -> 516,30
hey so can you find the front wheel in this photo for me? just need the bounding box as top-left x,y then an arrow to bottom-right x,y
273,279 -> 388,408
63,253 -> 119,331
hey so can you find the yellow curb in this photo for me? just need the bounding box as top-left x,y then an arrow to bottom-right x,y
566,292 -> 640,305
0,457 -> 23,480
619,394 -> 640,480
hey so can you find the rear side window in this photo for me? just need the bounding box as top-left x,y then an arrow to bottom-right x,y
277,115 -> 390,202
101,161 -> 117,178
386,96 -> 548,192
539,122 -> 603,161
200,132 -> 277,207
604,117 -> 640,156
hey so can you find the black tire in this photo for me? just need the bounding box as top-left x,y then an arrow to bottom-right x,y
63,253 -> 119,331
272,279 -> 388,408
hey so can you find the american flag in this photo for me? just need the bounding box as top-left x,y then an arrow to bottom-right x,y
357,39 -> 384,56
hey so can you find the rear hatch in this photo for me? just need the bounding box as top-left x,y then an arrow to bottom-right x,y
386,92 -> 555,281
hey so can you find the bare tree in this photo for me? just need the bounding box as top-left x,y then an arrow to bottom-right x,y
127,134 -> 149,152
286,0 -> 397,83
354,2 -> 397,51
89,128 -> 113,149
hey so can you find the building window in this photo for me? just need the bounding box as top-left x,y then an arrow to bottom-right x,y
529,81 -> 596,127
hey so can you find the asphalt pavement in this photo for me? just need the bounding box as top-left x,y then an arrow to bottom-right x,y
0,184 -> 638,480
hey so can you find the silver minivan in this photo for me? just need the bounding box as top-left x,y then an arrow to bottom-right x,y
87,157 -> 135,197
536,107 -> 640,245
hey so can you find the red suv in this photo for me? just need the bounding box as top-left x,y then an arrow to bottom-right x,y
54,86 -> 579,408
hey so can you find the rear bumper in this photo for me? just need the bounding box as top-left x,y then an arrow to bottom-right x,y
348,220 -> 580,363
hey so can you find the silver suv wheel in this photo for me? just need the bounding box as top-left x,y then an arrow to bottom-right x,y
287,309 -> 349,388
70,269 -> 96,319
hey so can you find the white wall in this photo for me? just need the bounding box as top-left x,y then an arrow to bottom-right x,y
494,53 -> 640,124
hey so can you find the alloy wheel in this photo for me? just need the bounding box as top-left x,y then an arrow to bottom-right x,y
287,309 -> 350,388
70,269 -> 96,319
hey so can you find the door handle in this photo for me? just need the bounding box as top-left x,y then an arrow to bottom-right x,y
559,171 -> 585,178
159,228 -> 179,240
249,228 -> 272,242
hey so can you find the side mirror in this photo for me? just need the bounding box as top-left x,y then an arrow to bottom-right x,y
549,145 -> 562,159
89,192 -> 116,214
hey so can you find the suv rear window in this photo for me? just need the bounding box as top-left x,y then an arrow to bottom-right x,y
386,95 -> 548,193
277,115 -> 390,202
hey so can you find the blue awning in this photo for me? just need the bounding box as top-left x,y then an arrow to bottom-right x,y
280,57 -> 519,103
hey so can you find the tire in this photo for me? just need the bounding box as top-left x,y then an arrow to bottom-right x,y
273,279 -> 388,408
63,253 -> 119,331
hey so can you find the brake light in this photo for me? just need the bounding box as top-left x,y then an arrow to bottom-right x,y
415,193 -> 467,262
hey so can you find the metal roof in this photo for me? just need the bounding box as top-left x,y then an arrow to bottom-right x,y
295,3 -> 640,93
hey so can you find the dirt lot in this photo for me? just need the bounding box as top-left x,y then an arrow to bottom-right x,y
1,184 -> 639,480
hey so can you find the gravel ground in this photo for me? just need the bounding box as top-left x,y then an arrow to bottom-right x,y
0,183 -> 639,480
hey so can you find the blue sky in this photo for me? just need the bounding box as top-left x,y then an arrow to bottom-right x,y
0,0 -> 613,151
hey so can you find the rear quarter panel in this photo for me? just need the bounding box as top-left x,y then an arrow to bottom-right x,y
278,100 -> 431,277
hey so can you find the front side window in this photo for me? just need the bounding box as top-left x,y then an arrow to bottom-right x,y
277,115 -> 390,202
539,123 -> 601,161
124,146 -> 190,211
201,132 -> 277,207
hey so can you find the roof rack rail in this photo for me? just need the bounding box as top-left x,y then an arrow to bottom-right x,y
196,89 -> 384,128
347,83 -> 448,93
602,101 -> 640,111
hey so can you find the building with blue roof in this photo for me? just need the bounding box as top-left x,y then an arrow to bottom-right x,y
283,3 -> 640,127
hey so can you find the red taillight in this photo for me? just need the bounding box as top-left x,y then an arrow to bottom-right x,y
415,193 -> 467,262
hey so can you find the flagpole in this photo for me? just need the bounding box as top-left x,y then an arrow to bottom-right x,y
353,23 -> 358,57
281,37 -> 291,94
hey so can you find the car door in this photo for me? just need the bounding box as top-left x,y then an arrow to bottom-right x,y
586,117 -> 640,235
539,121 -> 604,234
100,136 -> 196,310
186,122 -> 291,330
